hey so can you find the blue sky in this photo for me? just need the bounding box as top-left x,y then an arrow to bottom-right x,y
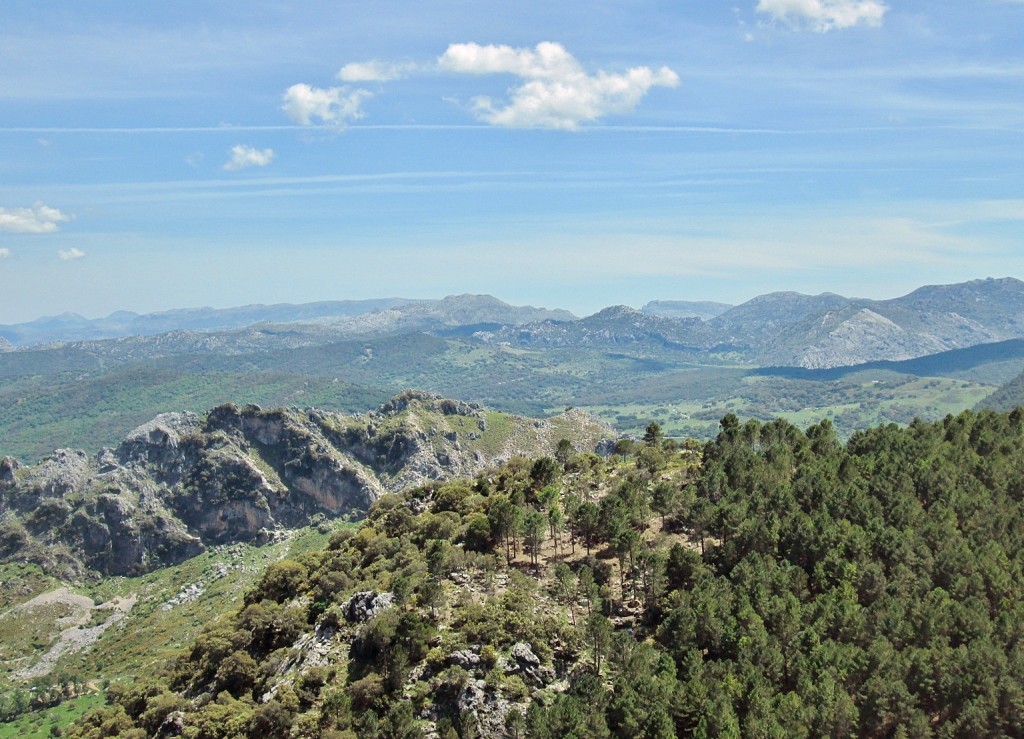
1,0 -> 1023,323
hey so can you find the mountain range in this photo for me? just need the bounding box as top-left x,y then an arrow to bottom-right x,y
3,277 -> 1024,463
0,295 -> 574,349
5,278 -> 1022,370
475,277 -> 1024,369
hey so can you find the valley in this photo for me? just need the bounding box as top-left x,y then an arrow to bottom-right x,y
3,279 -> 1024,463
3,278 -> 1024,736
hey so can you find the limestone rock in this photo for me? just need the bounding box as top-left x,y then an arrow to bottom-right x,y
447,649 -> 482,670
455,680 -> 517,738
343,591 -> 395,623
0,393 -> 609,577
504,642 -> 555,688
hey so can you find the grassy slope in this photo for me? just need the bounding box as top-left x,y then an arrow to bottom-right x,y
0,367 -> 390,462
0,523 -> 352,737
574,370 -> 999,440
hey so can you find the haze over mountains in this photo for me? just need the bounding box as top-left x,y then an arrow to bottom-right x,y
4,277 -> 1023,370
0,295 -> 573,349
3,277 -> 1024,463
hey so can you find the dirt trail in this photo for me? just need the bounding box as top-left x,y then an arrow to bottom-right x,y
11,587 -> 137,680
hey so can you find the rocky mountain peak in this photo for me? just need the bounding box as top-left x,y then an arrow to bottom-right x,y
374,389 -> 483,418
0,394 -> 611,578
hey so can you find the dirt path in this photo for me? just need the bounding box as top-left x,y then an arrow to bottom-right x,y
12,587 -> 137,680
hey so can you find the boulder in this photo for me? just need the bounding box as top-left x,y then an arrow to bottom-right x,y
504,642 -> 555,688
342,591 -> 395,623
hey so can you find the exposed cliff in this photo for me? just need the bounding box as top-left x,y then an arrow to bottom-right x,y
0,391 -> 611,578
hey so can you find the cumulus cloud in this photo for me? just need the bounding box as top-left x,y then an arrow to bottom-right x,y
756,0 -> 888,31
437,42 -> 679,129
281,83 -> 372,126
58,247 -> 85,261
0,248 -> 10,258
224,144 -> 275,171
0,202 -> 72,233
338,60 -> 413,82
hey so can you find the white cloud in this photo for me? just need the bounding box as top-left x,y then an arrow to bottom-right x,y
437,42 -> 679,130
756,0 -> 888,31
0,202 -> 71,233
58,247 -> 85,261
338,60 -> 413,82
223,144 -> 275,171
0,248 -> 10,258
281,83 -> 372,126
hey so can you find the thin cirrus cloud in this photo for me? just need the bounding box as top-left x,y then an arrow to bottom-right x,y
281,83 -> 373,127
223,144 -> 275,171
337,60 -> 415,82
756,0 -> 889,31
436,42 -> 680,130
58,247 -> 85,261
0,202 -> 72,233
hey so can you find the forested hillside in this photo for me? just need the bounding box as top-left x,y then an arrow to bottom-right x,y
58,408 -> 1024,738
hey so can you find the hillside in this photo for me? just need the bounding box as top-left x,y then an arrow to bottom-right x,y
28,408 -> 1024,738
0,392 -> 610,578
707,277 -> 1024,368
479,305 -> 718,355
976,365 -> 1024,412
639,300 -> 733,321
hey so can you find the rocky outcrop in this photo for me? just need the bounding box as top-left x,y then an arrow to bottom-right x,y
0,394 -> 610,577
342,591 -> 395,623
503,642 -> 555,688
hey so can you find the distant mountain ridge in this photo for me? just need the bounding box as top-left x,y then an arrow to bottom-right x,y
476,278 -> 1024,368
707,277 -> 1024,368
640,300 -> 733,320
3,278 -> 1023,371
0,295 -> 574,348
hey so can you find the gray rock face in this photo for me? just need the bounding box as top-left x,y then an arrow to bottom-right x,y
116,412 -> 202,476
0,457 -> 21,484
455,680 -> 517,738
342,591 -> 395,623
0,394 -> 609,578
504,642 -> 555,687
447,649 -> 482,669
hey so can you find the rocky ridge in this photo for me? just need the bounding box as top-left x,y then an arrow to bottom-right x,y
487,277 -> 1024,368
0,391 -> 610,578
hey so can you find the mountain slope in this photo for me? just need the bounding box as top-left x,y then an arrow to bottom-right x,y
640,300 -> 733,320
0,391 -> 610,578
480,305 -> 717,355
976,363 -> 1024,411
49,408 -> 1024,739
701,277 -> 1024,367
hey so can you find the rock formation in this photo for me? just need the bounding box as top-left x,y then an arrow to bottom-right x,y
0,392 -> 610,577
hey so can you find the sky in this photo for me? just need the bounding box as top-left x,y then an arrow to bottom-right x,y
1,0 -> 1023,323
